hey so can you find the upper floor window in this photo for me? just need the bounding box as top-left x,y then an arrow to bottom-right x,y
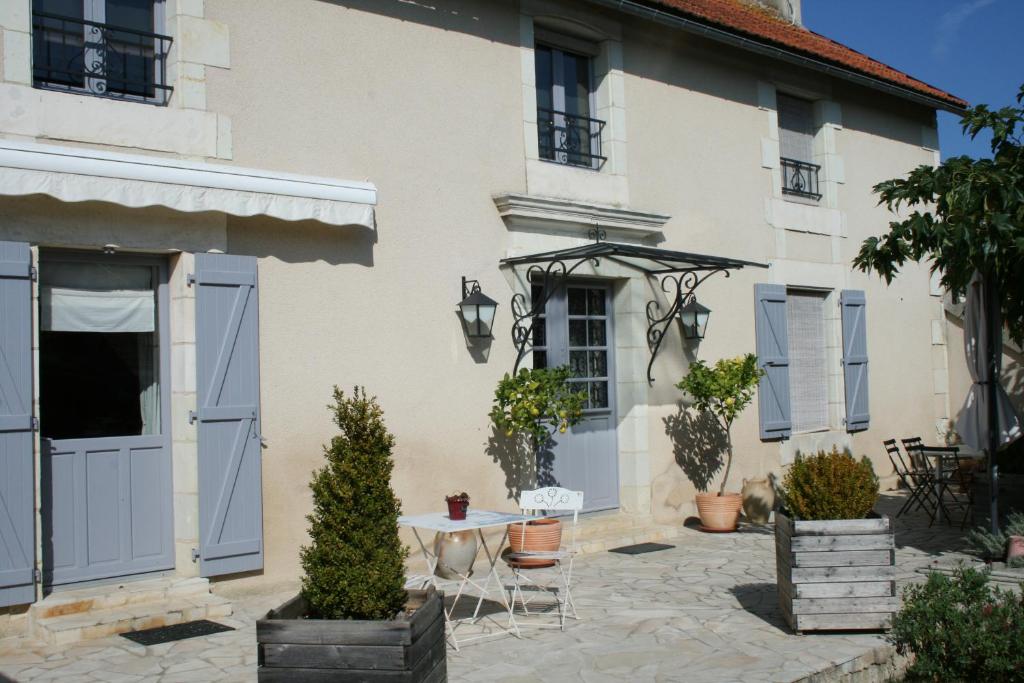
778,93 -> 820,201
32,0 -> 172,105
535,41 -> 605,169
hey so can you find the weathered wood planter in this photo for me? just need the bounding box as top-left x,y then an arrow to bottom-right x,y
775,513 -> 898,633
257,588 -> 446,682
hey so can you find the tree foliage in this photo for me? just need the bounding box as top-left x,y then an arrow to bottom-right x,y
889,567 -> 1024,682
300,387 -> 408,620
490,366 -> 587,451
853,84 -> 1024,344
676,354 -> 764,495
781,447 -> 878,521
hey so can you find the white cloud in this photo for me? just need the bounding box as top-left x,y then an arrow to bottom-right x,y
934,0 -> 997,58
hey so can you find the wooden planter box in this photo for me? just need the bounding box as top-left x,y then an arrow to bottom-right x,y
775,513 -> 898,633
257,588 -> 446,682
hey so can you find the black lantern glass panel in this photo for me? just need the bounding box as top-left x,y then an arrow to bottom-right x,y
459,278 -> 498,338
679,298 -> 711,340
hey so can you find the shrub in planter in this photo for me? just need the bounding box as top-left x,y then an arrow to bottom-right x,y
966,511 -> 1024,568
257,387 -> 445,682
676,354 -> 763,531
889,567 -> 1024,682
775,449 -> 894,633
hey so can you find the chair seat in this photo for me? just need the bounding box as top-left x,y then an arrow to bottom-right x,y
503,550 -> 574,562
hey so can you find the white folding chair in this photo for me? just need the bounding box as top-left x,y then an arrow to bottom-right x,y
503,487 -> 583,630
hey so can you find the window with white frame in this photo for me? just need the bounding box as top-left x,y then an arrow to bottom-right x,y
534,38 -> 605,169
32,0 -> 172,104
785,289 -> 829,433
778,93 -> 821,201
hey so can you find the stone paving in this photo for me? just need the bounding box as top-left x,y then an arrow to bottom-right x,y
0,493 -> 973,683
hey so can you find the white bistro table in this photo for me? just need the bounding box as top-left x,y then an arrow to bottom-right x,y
399,509 -> 537,650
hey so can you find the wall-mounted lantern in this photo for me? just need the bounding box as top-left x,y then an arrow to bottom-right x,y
679,297 -> 710,340
458,277 -> 498,338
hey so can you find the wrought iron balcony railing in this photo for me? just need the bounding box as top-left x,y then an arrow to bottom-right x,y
780,157 -> 822,201
32,11 -> 173,105
537,108 -> 606,169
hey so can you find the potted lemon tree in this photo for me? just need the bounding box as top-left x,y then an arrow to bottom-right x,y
676,354 -> 763,531
490,366 -> 586,560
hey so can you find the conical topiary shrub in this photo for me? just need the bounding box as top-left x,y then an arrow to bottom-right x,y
300,386 -> 409,620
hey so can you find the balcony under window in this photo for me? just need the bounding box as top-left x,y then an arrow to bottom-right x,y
32,1 -> 172,105
780,157 -> 822,201
777,93 -> 821,201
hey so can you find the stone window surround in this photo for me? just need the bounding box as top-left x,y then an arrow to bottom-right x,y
0,0 -> 233,160
759,80 -> 845,239
519,0 -> 629,207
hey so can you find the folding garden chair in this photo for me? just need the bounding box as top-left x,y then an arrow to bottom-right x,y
503,487 -> 583,631
902,438 -> 972,528
884,439 -> 936,518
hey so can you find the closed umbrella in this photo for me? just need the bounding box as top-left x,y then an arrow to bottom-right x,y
955,271 -> 1022,531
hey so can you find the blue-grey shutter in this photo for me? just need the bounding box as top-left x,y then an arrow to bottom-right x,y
194,254 -> 263,577
755,284 -> 792,440
0,241 -> 36,607
841,289 -> 869,432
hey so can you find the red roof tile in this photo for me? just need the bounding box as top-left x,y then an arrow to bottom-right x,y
628,0 -> 967,109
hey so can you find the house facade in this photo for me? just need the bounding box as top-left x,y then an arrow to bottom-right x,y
0,0 -> 967,618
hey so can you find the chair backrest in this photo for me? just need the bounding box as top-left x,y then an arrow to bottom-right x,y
517,487 -> 584,551
883,439 -> 910,478
901,437 -> 928,472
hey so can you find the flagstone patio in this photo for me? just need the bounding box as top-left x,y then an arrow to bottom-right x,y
0,493 -> 972,683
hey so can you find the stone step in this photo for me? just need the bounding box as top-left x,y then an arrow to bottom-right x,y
28,577 -> 231,646
575,521 -> 682,555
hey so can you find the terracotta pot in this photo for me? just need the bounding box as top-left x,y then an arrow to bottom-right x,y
446,498 -> 468,521
1008,535 -> 1024,564
741,478 -> 775,525
506,518 -> 562,568
695,492 -> 743,532
433,530 -> 478,580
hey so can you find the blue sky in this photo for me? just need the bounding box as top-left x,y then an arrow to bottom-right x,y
802,0 -> 1023,160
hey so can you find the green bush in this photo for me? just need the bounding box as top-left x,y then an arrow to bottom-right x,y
489,366 -> 587,449
781,447 -> 878,521
966,511 -> 1024,567
889,567 -> 1024,682
300,387 -> 409,620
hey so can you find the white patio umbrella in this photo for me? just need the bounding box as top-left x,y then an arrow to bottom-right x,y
955,271 -> 1022,531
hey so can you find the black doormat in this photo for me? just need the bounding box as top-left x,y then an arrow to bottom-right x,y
608,542 -> 675,555
120,619 -> 234,646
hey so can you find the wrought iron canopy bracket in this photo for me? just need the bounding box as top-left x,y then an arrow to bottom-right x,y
645,269 -> 728,384
499,237 -> 767,379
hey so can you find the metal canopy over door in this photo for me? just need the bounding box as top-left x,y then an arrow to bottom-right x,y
40,252 -> 174,587
0,241 -> 36,607
194,253 -> 263,577
534,282 -> 619,513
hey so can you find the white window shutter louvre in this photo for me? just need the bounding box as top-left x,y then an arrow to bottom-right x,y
841,289 -> 870,432
0,241 -> 36,607
755,284 -> 792,440
194,253 -> 264,577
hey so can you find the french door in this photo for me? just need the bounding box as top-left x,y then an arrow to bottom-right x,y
532,282 -> 619,512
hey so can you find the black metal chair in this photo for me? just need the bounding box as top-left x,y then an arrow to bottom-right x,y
902,437 -> 972,528
884,439 -> 937,519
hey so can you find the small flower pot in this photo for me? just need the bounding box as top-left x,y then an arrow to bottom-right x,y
695,492 -> 743,532
446,498 -> 469,520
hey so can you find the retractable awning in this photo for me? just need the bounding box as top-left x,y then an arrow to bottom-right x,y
0,139 -> 377,229
501,237 -> 767,383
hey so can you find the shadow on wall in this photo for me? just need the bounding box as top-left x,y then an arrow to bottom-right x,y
226,216 -> 377,267
485,428 -> 537,504
663,403 -> 727,492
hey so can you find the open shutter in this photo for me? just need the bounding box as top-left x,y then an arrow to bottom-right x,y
841,289 -> 870,432
0,241 -> 36,607
755,284 -> 792,440
194,254 -> 263,577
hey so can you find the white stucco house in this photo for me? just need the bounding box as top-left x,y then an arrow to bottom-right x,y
0,0 -> 969,639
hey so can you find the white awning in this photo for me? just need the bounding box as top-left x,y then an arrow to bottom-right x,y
0,139 -> 377,229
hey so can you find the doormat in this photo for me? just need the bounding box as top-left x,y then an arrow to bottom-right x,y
120,619 -> 234,646
608,542 -> 675,555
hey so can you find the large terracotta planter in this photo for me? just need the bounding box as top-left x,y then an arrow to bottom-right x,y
695,492 -> 743,531
506,518 -> 562,568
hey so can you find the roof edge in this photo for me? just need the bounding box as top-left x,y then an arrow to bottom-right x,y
584,0 -> 967,114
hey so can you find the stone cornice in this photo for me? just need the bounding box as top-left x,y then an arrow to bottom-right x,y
493,193 -> 669,238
